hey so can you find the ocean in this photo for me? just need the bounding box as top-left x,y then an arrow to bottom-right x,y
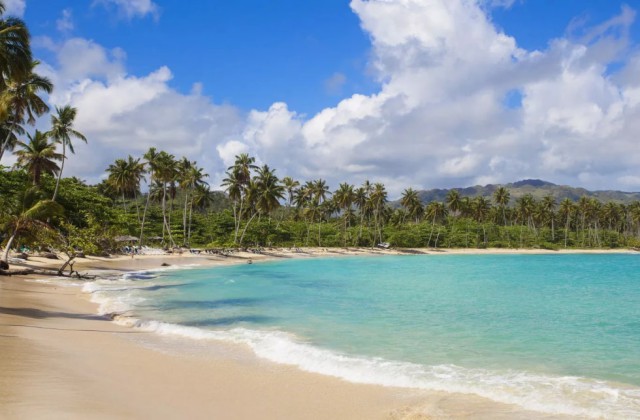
84,254 -> 640,418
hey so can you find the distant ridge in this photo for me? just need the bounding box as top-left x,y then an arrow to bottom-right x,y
402,179 -> 640,205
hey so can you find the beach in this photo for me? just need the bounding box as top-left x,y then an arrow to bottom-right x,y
1,248 -> 633,419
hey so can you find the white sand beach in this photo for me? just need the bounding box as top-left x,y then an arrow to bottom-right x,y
1,248 -> 621,418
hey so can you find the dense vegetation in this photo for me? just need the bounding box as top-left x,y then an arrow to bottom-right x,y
1,1 -> 639,269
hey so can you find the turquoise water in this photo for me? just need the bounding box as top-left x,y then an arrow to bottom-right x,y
86,254 -> 640,417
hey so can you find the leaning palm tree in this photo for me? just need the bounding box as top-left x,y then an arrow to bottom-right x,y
13,130 -> 62,186
0,61 -> 52,162
1,187 -> 64,268
0,115 -> 24,159
48,105 -> 86,202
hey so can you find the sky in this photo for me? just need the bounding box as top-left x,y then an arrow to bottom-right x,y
7,0 -> 640,197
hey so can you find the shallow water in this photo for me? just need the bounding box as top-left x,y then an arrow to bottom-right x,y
85,254 -> 640,418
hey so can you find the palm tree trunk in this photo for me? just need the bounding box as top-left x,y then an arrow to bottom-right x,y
187,199 -> 194,246
140,190 -> 151,246
52,142 -> 66,202
2,228 -> 19,264
183,190 -> 189,245
133,190 -> 141,224
239,212 -> 258,246
122,192 -> 128,213
0,121 -> 17,163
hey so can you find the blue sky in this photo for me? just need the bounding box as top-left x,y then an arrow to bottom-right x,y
9,0 -> 640,195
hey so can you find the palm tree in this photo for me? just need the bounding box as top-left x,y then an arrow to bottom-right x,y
400,188 -> 423,224
354,183 -> 371,245
282,176 -> 299,208
139,147 -> 159,245
540,195 -> 557,241
334,182 -> 355,246
310,179 -> 331,246
369,183 -> 387,246
105,156 -> 145,216
13,130 -> 62,186
222,154 -> 258,244
48,105 -> 87,202
472,196 -> 491,245
446,189 -> 462,218
1,187 -> 64,268
0,115 -> 24,159
425,201 -> 447,247
493,187 -> 510,226
558,198 -> 574,248
0,3 -> 32,90
178,158 -> 208,245
0,61 -> 52,162
188,183 -> 213,244
154,151 -> 177,246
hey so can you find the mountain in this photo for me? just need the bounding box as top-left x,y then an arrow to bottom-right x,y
398,179 -> 640,206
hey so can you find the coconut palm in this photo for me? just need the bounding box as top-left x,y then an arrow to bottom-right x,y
493,186 -> 510,226
0,61 -> 52,162
446,189 -> 462,217
48,105 -> 87,202
154,151 -> 177,246
369,183 -> 387,246
558,198 -> 574,248
178,158 -> 208,245
106,156 -> 145,215
282,176 -> 299,208
0,3 -> 32,90
334,182 -> 355,245
139,147 -> 160,245
13,130 -> 62,186
425,201 -> 447,247
1,187 -> 64,268
400,188 -> 423,224
222,154 -> 258,244
540,195 -> 557,241
0,115 -> 24,159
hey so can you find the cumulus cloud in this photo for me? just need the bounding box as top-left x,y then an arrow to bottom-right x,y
217,0 -> 640,195
30,0 -> 640,196
3,0 -> 25,17
37,36 -> 241,186
93,0 -> 160,20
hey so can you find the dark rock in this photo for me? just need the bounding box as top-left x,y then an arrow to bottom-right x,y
0,260 -> 9,270
161,262 -> 170,267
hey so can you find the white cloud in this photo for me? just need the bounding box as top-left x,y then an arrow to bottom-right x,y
56,9 -> 74,33
214,0 -> 640,195
36,36 -> 241,186
3,0 -> 25,17
93,0 -> 159,20
28,0 -> 640,197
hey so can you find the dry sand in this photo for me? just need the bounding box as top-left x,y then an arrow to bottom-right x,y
0,248 -> 617,419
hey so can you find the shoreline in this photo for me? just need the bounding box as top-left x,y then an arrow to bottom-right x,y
1,249 -> 630,418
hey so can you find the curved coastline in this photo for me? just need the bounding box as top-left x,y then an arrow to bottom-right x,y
1,248 -> 638,418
